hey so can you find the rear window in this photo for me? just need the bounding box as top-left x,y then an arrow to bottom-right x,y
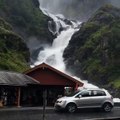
92,90 -> 106,96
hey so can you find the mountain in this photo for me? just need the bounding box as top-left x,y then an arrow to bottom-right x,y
0,0 -> 54,62
0,0 -> 120,97
0,17 -> 29,72
0,0 -> 53,43
63,4 -> 120,96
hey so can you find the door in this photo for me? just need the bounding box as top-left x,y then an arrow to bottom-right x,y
89,90 -> 106,107
75,90 -> 93,108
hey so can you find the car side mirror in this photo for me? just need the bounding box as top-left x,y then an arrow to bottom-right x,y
78,95 -> 82,98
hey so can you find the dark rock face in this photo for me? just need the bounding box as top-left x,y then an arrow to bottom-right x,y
89,4 -> 120,24
63,5 -> 120,96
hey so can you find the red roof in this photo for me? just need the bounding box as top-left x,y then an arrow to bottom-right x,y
24,63 -> 83,87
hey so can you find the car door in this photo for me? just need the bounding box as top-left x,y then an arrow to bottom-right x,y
90,90 -> 106,107
74,90 -> 93,108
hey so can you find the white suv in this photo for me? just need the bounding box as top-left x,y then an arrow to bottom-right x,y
54,88 -> 114,113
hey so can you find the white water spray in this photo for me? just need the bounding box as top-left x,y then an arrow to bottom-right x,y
34,5 -> 81,72
35,27 -> 79,71
34,0 -> 98,89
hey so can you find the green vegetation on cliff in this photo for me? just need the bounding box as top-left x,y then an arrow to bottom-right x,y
0,0 -> 53,44
64,5 -> 120,90
0,18 -> 29,72
0,0 -> 55,63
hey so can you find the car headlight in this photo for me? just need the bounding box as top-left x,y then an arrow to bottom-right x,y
58,101 -> 62,103
56,100 -> 66,104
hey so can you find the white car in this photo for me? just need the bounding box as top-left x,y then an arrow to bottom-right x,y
54,88 -> 114,113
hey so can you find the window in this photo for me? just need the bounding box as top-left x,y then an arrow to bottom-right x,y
79,90 -> 92,97
93,90 -> 106,96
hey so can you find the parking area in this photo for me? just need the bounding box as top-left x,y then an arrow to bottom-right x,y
0,106 -> 120,120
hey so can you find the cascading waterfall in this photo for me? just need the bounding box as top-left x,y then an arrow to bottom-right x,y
34,6 -> 81,72
34,0 -> 98,88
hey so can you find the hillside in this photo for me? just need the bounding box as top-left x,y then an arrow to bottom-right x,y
0,17 -> 29,72
0,0 -> 54,61
63,5 -> 120,96
0,0 -> 53,42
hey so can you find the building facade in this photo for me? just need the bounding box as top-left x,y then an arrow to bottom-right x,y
0,63 -> 83,107
24,63 -> 83,106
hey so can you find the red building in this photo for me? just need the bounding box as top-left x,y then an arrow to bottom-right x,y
24,63 -> 83,106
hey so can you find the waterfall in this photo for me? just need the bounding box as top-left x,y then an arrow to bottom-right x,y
34,0 -> 98,89
34,6 -> 81,72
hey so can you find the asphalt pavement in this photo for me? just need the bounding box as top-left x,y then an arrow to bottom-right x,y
0,105 -> 120,120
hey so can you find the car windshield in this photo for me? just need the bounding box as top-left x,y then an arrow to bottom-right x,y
66,90 -> 80,97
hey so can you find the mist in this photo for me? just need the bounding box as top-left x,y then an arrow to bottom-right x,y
110,0 -> 120,7
39,0 -> 120,21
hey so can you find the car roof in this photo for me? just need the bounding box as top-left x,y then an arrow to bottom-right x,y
81,88 -> 105,91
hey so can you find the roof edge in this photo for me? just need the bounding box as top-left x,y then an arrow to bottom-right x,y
24,63 -> 84,86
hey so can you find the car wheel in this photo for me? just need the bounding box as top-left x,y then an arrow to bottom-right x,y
102,103 -> 112,112
67,103 -> 77,113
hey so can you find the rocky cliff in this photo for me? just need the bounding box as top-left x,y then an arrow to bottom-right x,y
0,0 -> 55,62
63,5 -> 120,95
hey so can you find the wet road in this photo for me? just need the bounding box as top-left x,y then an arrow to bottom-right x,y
0,106 -> 120,120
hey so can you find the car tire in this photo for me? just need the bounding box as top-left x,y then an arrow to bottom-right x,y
67,103 -> 77,113
102,103 -> 113,112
